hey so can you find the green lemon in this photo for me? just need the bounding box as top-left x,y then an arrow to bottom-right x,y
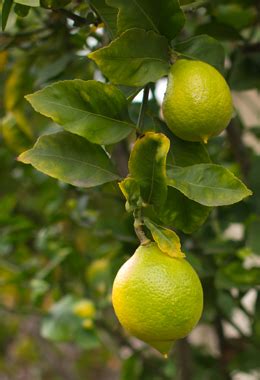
162,59 -> 233,143
112,243 -> 203,355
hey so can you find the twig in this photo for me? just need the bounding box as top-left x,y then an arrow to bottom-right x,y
226,119 -> 250,181
54,9 -> 99,27
181,0 -> 209,12
176,338 -> 192,380
134,209 -> 151,246
215,317 -> 232,380
137,85 -> 150,134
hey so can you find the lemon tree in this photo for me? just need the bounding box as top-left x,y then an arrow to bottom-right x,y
1,0 -> 259,378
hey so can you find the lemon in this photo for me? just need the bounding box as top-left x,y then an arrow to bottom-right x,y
162,59 -> 233,143
112,243 -> 203,355
73,299 -> 96,319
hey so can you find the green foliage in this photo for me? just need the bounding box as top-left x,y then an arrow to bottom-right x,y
106,0 -> 185,40
18,132 -> 120,187
0,0 -> 260,378
167,164 -> 252,206
26,80 -> 135,144
89,28 -> 170,87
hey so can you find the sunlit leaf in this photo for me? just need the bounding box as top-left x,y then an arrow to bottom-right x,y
18,131 -> 120,187
89,28 -> 170,87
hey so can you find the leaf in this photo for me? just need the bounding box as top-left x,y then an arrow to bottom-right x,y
106,0 -> 185,41
229,51 -> 260,91
159,187 -> 211,234
154,118 -> 211,167
26,80 -> 135,145
144,218 -> 185,258
1,0 -> 13,31
18,131 -> 120,188
214,4 -> 257,31
167,164 -> 252,207
175,34 -> 225,73
129,132 -> 169,208
119,177 -> 141,211
14,0 -> 39,6
88,28 -> 170,87
41,295 -> 100,349
246,218 -> 260,255
215,261 -> 260,291
89,0 -> 118,38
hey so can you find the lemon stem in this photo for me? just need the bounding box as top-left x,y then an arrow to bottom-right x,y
137,85 -> 150,134
134,209 -> 151,246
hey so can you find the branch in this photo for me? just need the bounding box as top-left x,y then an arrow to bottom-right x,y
54,9 -> 99,27
181,0 -> 209,12
226,119 -> 250,181
137,85 -> 150,134
176,338 -> 192,380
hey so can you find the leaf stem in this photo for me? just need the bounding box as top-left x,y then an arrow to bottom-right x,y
181,0 -> 209,12
137,85 -> 150,134
134,209 -> 151,246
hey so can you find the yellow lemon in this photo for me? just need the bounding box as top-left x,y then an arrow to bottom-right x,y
162,59 -> 233,143
73,299 -> 96,319
112,243 -> 203,355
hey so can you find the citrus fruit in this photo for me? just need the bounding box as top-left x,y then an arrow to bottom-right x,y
112,243 -> 203,355
162,59 -> 233,143
73,299 -> 96,319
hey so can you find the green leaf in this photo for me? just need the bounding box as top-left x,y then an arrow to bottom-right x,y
18,131 -> 120,188
41,295 -> 100,349
154,118 -> 210,167
88,28 -> 170,87
167,164 -> 252,207
89,0 -> 118,38
229,51 -> 260,91
246,218 -> 260,255
14,3 -> 30,16
215,261 -> 260,290
106,0 -> 185,41
215,4 -> 257,31
158,187 -> 211,234
144,218 -> 185,258
175,34 -> 225,73
14,0 -> 39,6
26,80 -> 135,145
119,177 -> 141,211
129,132 -> 170,208
1,0 -> 13,31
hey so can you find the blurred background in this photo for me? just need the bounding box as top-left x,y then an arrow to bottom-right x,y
0,0 -> 260,379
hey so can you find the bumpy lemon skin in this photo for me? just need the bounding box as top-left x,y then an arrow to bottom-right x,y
112,243 -> 203,344
162,59 -> 233,143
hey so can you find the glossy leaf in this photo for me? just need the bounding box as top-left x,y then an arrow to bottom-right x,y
89,0 -> 118,38
1,0 -> 13,31
18,131 -> 120,187
88,28 -> 170,87
167,164 -> 252,207
175,34 -> 225,73
26,80 -> 135,145
14,0 -> 39,6
154,118 -> 210,167
159,187 -> 211,234
106,0 -> 185,41
129,132 -> 169,208
144,218 -> 185,258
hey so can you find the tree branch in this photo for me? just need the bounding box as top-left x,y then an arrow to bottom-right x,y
53,9 -> 100,27
181,0 -> 209,12
226,119 -> 250,181
137,85 -> 150,134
